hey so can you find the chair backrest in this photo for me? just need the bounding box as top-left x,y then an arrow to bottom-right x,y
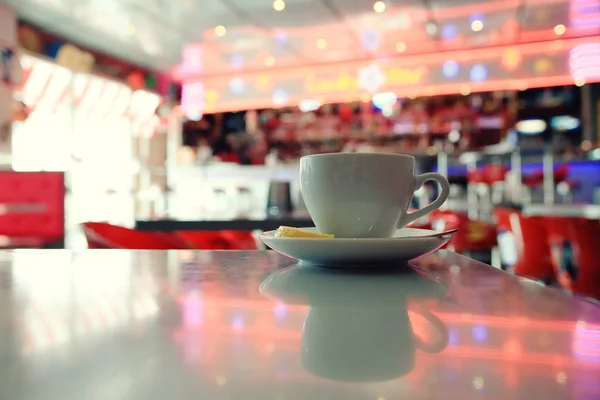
82,222 -> 189,250
494,207 -> 555,282
543,216 -> 600,300
0,171 -> 65,246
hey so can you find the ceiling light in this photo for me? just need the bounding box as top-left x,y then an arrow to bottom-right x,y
372,92 -> 397,110
273,0 -> 286,11
442,24 -> 458,40
516,119 -> 547,135
299,99 -> 321,112
554,24 -> 566,36
425,22 -> 438,36
373,1 -> 386,13
215,25 -> 227,37
264,56 -> 275,67
470,64 -> 488,82
471,20 -> 483,32
396,42 -> 407,52
448,129 -> 461,143
316,38 -> 327,49
442,60 -> 459,78
461,85 -> 471,96
575,77 -> 586,87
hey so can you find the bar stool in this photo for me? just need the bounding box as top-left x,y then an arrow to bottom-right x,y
493,207 -> 555,282
556,178 -> 579,203
522,165 -> 571,204
466,164 -> 508,219
484,164 -> 509,205
543,216 -> 600,300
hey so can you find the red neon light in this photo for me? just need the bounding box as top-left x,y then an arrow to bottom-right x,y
192,75 -> 580,113
181,36 -> 600,81
194,298 -> 600,331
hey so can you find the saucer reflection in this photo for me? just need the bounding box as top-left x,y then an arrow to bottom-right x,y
260,264 -> 449,382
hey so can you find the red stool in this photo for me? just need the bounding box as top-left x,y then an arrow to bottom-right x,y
466,164 -> 508,219
522,165 -> 571,203
543,217 -> 600,300
483,164 -> 509,206
0,171 -> 65,248
493,207 -> 555,282
82,222 -> 190,250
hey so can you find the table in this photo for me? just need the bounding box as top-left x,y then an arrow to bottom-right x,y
523,203 -> 600,219
135,211 -> 314,232
1,250 -> 599,399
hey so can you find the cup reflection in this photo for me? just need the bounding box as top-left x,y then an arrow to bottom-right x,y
260,264 -> 449,382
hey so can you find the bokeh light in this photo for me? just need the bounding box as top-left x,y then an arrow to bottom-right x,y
554,24 -> 566,36
442,60 -> 460,78
470,64 -> 488,82
502,48 -> 522,70
215,25 -> 227,37
471,20 -> 483,32
273,88 -> 289,105
229,77 -> 245,94
373,1 -> 386,13
396,42 -> 407,52
442,24 -> 458,40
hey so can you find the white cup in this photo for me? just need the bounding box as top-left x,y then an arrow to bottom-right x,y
300,153 -> 450,238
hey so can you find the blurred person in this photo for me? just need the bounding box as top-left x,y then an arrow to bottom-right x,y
182,114 -> 216,147
195,137 -> 212,164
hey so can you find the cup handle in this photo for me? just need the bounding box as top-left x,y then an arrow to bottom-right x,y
412,307 -> 448,354
398,172 -> 450,228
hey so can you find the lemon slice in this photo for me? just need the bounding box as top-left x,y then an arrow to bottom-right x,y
274,226 -> 334,238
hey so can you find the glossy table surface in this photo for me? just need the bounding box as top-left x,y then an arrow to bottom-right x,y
1,250 -> 599,400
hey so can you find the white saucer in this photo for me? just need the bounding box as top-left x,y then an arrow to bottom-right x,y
259,227 -> 453,268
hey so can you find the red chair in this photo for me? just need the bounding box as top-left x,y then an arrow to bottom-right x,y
494,207 -> 555,282
0,171 -> 65,248
543,217 -> 600,300
82,222 -> 190,250
173,231 -> 232,250
429,210 -> 497,253
221,230 -> 258,250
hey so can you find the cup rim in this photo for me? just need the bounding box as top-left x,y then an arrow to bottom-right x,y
300,152 -> 415,161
